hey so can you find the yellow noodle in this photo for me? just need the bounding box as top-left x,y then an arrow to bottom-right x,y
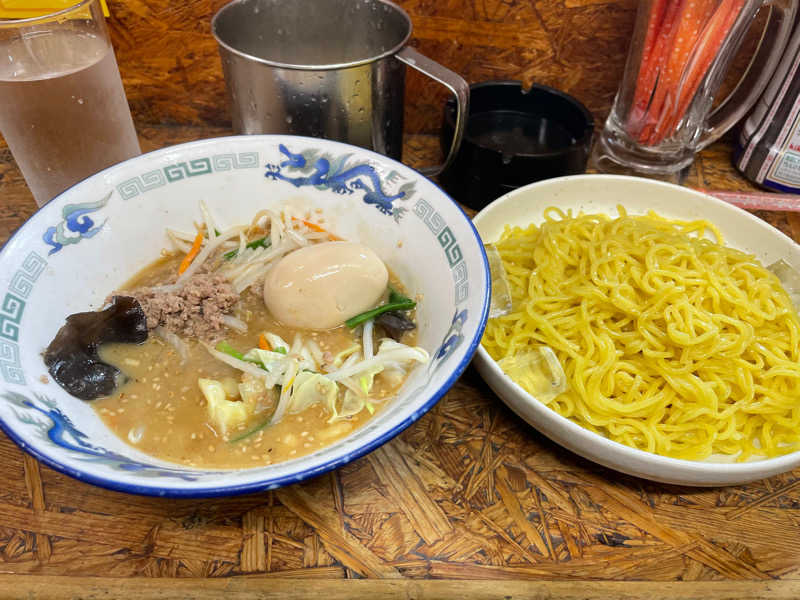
482,206 -> 800,461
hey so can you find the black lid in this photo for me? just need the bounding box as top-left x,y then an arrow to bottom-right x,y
439,80 -> 594,210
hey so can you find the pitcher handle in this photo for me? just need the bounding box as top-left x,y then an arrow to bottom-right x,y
396,46 -> 470,177
701,0 -> 798,149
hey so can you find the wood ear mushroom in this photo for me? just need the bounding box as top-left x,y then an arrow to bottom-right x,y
43,296 -> 148,401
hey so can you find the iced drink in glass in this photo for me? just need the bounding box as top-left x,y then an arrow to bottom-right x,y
0,0 -> 140,206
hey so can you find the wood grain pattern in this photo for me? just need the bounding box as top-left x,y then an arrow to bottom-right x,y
3,576 -> 800,600
101,0 -> 764,138
100,0 -> 640,134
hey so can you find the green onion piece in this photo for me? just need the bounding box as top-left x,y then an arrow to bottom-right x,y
365,401 -> 375,415
228,406 -> 277,444
228,418 -> 271,443
216,341 -> 265,368
345,287 -> 415,328
223,236 -> 271,260
388,288 -> 408,304
275,346 -> 287,355
216,340 -> 245,361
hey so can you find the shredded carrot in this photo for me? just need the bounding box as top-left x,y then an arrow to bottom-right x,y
291,216 -> 340,241
258,334 -> 269,350
179,232 -> 204,275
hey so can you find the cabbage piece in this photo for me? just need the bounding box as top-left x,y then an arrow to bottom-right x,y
244,348 -> 290,375
358,363 -> 384,395
331,344 -> 361,368
288,372 -> 337,414
220,377 -> 240,399
497,346 -> 567,404
328,390 -> 366,423
244,342 -> 316,377
238,375 -> 267,411
379,368 -> 406,390
375,338 -> 406,352
264,332 -> 289,354
199,377 -> 251,436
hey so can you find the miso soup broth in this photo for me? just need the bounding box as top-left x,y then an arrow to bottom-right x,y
45,207 -> 428,469
97,282 -> 390,468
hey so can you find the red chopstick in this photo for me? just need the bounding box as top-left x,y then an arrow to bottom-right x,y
694,188 -> 800,212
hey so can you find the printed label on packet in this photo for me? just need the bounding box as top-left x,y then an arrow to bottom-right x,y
765,112 -> 800,188
771,150 -> 800,186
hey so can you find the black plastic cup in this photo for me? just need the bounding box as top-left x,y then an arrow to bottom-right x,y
438,80 -> 594,211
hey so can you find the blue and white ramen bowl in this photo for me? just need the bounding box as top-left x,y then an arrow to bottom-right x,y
0,135 -> 490,497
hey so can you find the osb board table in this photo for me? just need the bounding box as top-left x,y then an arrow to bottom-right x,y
1,126 -> 800,600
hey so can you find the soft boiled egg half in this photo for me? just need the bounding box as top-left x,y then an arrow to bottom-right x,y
263,241 -> 389,330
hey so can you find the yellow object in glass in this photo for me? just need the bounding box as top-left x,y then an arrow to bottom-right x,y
0,0 -> 110,18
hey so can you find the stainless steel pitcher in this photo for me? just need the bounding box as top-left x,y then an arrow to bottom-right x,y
212,0 -> 469,176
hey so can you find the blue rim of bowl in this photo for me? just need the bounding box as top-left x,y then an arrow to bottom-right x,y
0,134 -> 491,497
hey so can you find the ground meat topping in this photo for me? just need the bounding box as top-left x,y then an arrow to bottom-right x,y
129,274 -> 239,341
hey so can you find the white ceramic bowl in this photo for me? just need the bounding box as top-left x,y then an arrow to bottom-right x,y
0,135 -> 489,497
473,174 -> 800,486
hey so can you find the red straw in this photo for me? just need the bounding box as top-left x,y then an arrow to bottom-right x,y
627,0 -> 748,145
694,189 -> 800,212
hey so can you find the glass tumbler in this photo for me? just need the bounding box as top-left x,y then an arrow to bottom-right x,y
592,0 -> 797,179
0,0 -> 140,206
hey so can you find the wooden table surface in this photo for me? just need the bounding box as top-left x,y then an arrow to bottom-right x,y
2,127 -> 800,600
